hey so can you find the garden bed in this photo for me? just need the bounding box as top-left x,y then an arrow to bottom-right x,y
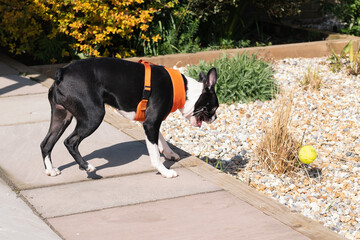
160,56 -> 360,239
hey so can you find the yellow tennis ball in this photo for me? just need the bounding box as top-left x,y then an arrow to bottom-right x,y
298,145 -> 317,164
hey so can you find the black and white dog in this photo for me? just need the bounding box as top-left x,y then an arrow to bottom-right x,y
40,58 -> 219,178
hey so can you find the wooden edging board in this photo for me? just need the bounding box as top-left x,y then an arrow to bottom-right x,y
126,38 -> 359,68
1,51 -> 346,240
30,37 -> 359,79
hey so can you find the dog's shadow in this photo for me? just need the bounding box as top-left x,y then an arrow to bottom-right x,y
58,140 -> 189,179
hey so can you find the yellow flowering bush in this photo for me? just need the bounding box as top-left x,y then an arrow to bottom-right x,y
0,0 -> 48,55
0,0 -> 178,63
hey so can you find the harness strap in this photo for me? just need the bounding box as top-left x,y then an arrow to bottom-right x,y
134,61 -> 151,121
134,60 -> 185,122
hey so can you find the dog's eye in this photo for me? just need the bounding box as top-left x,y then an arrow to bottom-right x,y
211,107 -> 218,114
206,107 -> 217,115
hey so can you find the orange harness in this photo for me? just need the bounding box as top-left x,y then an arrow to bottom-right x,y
134,60 -> 186,121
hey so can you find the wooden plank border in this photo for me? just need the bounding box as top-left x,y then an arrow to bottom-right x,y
29,38 -> 360,80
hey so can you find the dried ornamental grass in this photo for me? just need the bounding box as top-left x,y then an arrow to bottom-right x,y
256,92 -> 301,174
298,65 -> 322,90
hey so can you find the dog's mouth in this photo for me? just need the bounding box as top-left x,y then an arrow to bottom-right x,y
196,115 -> 205,127
190,114 -> 204,128
192,107 -> 216,128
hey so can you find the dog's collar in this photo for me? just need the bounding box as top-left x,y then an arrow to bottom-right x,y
134,60 -> 186,121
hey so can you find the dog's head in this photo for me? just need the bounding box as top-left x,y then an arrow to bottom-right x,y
190,68 -> 219,127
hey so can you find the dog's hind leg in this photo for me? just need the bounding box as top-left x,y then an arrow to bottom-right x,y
63,102 -> 105,173
40,101 -> 73,176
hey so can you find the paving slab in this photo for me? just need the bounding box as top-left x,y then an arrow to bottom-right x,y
0,178 -> 61,240
0,121 -> 181,189
22,168 -> 221,218
0,75 -> 48,97
48,190 -> 309,240
0,62 -> 19,76
0,93 -> 50,126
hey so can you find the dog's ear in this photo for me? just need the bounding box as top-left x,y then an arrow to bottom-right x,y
198,71 -> 206,82
203,68 -> 217,90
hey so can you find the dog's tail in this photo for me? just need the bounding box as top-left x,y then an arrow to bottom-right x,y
49,68 -> 66,105
54,68 -> 64,84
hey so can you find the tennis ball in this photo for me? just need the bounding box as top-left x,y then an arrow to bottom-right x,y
298,145 -> 317,164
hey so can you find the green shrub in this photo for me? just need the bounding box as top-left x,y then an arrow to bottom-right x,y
139,13 -> 201,56
186,52 -> 277,104
135,0 -> 201,57
325,0 -> 360,36
329,40 -> 360,75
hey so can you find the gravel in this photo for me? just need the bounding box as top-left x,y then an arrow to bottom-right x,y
159,57 -> 360,239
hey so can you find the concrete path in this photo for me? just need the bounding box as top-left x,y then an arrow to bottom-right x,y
0,55 -> 344,240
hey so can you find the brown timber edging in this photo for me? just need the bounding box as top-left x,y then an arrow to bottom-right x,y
1,43 -> 346,239
127,38 -> 359,68
30,37 -> 359,78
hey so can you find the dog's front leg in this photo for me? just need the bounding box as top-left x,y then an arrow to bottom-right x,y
158,133 -> 180,161
143,122 -> 178,178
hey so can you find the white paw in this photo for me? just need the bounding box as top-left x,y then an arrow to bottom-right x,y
46,168 -> 61,177
161,169 -> 178,178
79,163 -> 96,172
163,150 -> 180,161
86,163 -> 96,172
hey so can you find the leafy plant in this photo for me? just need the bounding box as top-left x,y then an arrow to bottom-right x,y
158,14 -> 200,55
35,34 -> 76,64
192,0 -> 258,48
329,40 -> 354,73
134,3 -> 201,56
238,39 -> 252,48
186,52 -> 277,104
328,47 -> 345,73
329,40 -> 360,75
253,0 -> 305,19
205,39 -> 253,51
324,0 -> 360,36
345,40 -> 360,75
